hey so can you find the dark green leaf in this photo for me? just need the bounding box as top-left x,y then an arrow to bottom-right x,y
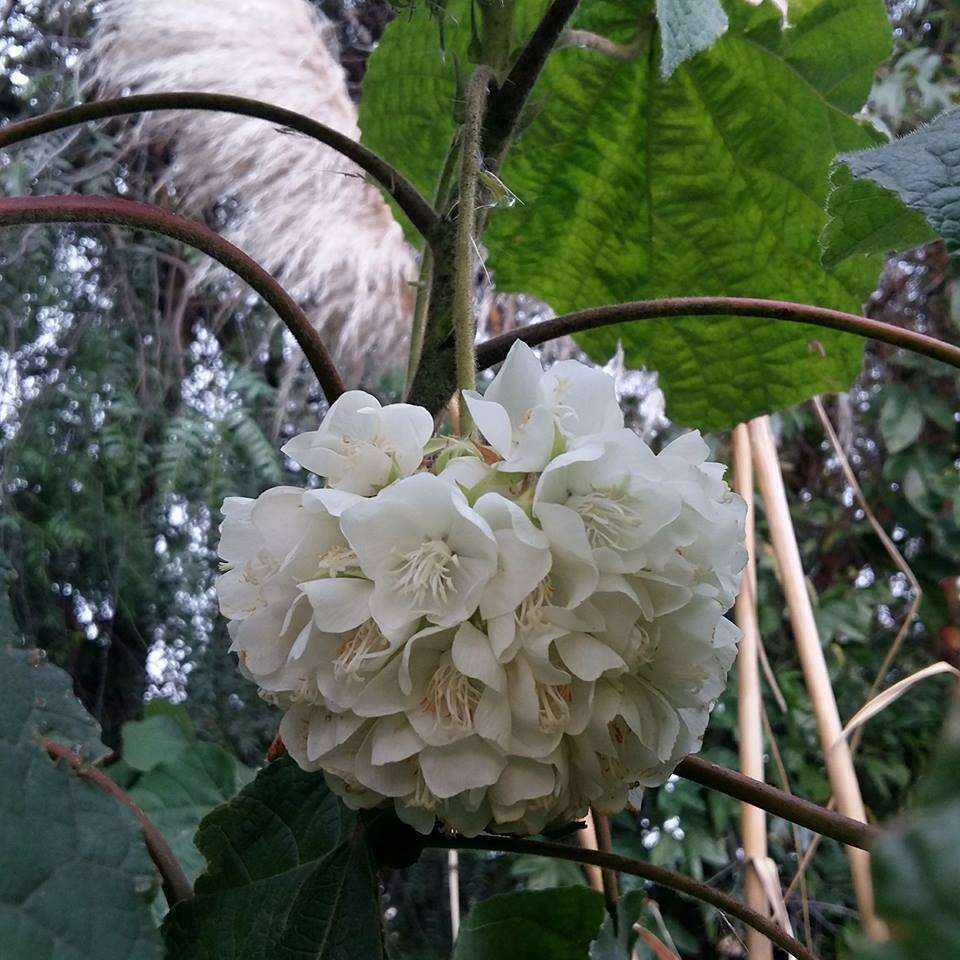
589,889 -> 646,960
821,163 -> 936,267
454,887 -> 605,960
510,853 -> 589,889
129,741 -> 254,884
162,757 -> 384,960
655,0 -> 728,78
123,708 -> 193,773
823,110 -> 960,268
0,648 -> 163,960
880,391 -> 924,453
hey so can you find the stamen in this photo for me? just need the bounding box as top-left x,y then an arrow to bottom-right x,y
315,545 -> 358,578
515,577 -> 555,633
390,539 -> 460,605
421,661 -> 481,731
536,681 -> 572,732
567,488 -> 645,551
333,620 -> 390,681
412,769 -> 437,810
290,672 -> 324,705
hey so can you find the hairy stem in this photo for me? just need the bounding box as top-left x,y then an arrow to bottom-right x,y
0,92 -> 440,243
0,195 -> 345,401
43,739 -> 192,906
452,69 -> 493,433
482,0 -> 582,170
676,755 -> 878,850
424,833 -> 819,960
476,296 -> 960,372
480,0 -> 517,75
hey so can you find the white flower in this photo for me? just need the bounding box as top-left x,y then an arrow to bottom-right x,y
216,353 -> 747,838
535,430 -> 681,574
340,473 -> 499,633
463,340 -> 622,473
282,390 -> 433,495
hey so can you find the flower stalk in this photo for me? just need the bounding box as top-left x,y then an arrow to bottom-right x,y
452,68 -> 493,435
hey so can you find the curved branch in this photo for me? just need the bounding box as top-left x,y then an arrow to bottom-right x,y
0,91 -> 439,242
475,296 -> 960,372
424,833 -> 819,960
676,755 -> 878,850
0,195 -> 345,401
43,738 -> 193,906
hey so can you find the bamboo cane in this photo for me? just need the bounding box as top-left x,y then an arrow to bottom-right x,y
733,424 -> 773,959
748,416 -> 887,941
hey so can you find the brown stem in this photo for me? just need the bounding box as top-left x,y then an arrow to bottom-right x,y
0,195 -> 345,401
475,296 -> 960,372
424,833 -> 819,960
0,92 -> 439,242
676,755 -> 879,850
43,738 -> 193,906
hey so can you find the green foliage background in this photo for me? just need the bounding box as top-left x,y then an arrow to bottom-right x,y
1,0 -> 959,958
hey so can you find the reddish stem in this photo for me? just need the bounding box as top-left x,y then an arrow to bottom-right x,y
475,296 -> 960,373
43,738 -> 193,906
0,92 -> 439,242
0,195 -> 345,401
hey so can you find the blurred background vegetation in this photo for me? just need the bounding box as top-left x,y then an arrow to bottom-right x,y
1,1 -> 959,957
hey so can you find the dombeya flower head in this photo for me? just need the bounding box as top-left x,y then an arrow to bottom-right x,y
217,348 -> 746,836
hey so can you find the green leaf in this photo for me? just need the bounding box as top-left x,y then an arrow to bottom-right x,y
122,705 -> 194,773
656,0 -> 728,78
880,391 -> 924,453
129,741 -> 254,885
510,853 -> 589,889
820,163 -> 936,267
822,109 -> 960,268
454,887 -> 605,960
162,756 -> 384,960
589,889 -> 646,960
361,0 -> 892,429
0,648 -> 163,960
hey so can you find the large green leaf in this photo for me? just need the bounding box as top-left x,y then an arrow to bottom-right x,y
0,648 -> 163,960
361,0 -> 892,429
124,703 -> 254,884
163,756 -> 384,960
822,110 -> 960,268
453,887 -> 605,960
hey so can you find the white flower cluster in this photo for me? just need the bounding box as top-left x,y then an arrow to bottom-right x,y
217,342 -> 746,835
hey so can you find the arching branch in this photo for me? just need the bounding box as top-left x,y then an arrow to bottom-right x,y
424,832 -> 819,960
475,296 -> 960,372
677,755 -> 878,850
44,739 -> 192,906
0,195 -> 345,401
0,92 -> 440,243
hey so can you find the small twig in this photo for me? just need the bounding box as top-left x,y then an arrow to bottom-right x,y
591,807 -> 620,924
675,755 -> 879,850
557,27 -> 646,59
0,195 -> 346,402
42,738 -> 192,906
781,396 -> 924,902
424,833 -> 820,960
0,92 -> 440,244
